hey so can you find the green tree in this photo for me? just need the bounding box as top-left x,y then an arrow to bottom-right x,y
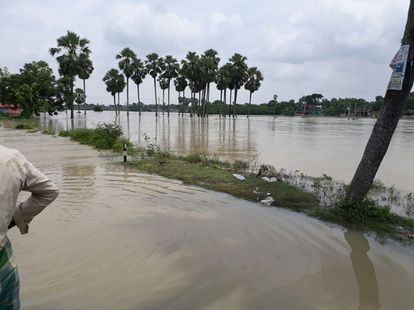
103,69 -> 124,115
116,47 -> 137,117
74,88 -> 85,113
158,77 -> 169,114
228,53 -> 248,117
244,67 -> 263,118
145,53 -> 162,117
131,58 -> 147,117
160,55 -> 179,117
347,1 -> 414,200
174,76 -> 188,116
49,30 -> 91,119
201,49 -> 220,117
78,54 -> 94,115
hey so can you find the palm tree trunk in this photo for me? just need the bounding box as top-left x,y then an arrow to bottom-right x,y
190,91 -> 193,118
113,94 -> 117,115
223,89 -> 227,118
137,84 -> 141,117
248,92 -> 252,118
168,81 -> 171,117
233,88 -> 238,118
274,99 -> 277,118
162,89 -> 165,116
202,87 -> 207,117
198,92 -> 201,117
229,89 -> 232,118
182,89 -> 186,116
70,83 -> 74,119
126,77 -> 129,117
118,92 -> 121,114
219,90 -> 223,118
83,79 -> 87,115
347,1 -> 414,200
153,78 -> 158,117
206,83 -> 210,117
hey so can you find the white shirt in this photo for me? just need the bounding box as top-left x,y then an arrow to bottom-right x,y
0,145 -> 59,243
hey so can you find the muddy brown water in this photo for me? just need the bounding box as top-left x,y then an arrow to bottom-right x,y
1,127 -> 414,309
39,112 -> 414,193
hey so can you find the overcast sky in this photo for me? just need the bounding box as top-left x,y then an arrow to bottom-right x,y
0,0 -> 410,105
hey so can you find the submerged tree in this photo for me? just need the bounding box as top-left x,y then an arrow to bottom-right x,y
131,58 -> 146,117
174,75 -> 188,116
145,53 -> 162,116
160,55 -> 179,117
103,68 -> 124,115
347,1 -> 414,200
49,30 -> 91,119
116,47 -> 137,116
244,67 -> 263,118
228,53 -> 248,117
77,54 -> 94,115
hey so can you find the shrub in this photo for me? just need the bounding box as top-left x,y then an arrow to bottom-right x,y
335,199 -> 394,224
15,123 -> 34,130
233,160 -> 249,171
112,138 -> 139,156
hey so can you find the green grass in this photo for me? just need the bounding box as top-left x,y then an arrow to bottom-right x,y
15,123 -> 35,130
58,123 -> 139,155
126,156 -> 319,212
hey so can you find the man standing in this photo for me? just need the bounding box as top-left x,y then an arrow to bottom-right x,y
0,146 -> 59,309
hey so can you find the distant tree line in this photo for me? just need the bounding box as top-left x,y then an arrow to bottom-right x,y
2,30 -> 414,119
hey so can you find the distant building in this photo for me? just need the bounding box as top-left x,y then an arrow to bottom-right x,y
0,103 -> 23,117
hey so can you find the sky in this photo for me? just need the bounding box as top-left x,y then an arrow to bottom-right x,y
0,0 -> 410,105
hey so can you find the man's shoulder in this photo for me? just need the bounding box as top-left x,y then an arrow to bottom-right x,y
0,146 -> 27,180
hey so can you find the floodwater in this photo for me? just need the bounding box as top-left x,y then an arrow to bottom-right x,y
1,127 -> 414,309
39,111 -> 414,193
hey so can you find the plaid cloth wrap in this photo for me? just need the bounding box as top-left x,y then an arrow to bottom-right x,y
0,237 -> 20,309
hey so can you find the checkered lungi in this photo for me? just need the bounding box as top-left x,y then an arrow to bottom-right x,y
0,237 -> 20,309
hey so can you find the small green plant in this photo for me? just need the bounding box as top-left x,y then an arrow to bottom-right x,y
15,123 -> 34,129
233,160 -> 249,171
335,199 -> 394,224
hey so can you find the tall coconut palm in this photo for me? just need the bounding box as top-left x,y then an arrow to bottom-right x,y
131,58 -> 146,117
78,54 -> 94,115
244,67 -> 263,118
181,52 -> 202,117
174,76 -> 188,116
158,77 -> 169,115
145,53 -> 162,116
116,47 -> 137,117
228,53 -> 248,118
103,69 -> 124,116
160,55 -> 179,117
49,30 -> 91,119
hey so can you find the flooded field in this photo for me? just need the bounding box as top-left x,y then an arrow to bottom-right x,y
1,127 -> 414,309
39,112 -> 414,193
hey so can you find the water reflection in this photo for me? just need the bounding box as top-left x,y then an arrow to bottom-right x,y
38,111 -> 414,191
344,230 -> 380,310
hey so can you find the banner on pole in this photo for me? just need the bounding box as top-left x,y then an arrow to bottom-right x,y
388,45 -> 409,91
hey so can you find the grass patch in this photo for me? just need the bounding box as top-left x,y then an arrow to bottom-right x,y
58,122 -> 139,155
15,123 -> 35,130
311,199 -> 414,241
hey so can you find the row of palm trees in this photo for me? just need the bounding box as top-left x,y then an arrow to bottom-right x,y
104,48 -> 264,118
49,31 -> 263,119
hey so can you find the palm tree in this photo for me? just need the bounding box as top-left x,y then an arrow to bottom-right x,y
145,53 -> 162,116
228,53 -> 248,118
103,69 -> 124,116
158,77 -> 169,115
131,58 -> 146,117
77,54 -> 94,115
116,47 -> 137,117
174,76 -> 188,116
49,31 -> 91,119
216,65 -> 231,117
74,88 -> 85,113
181,52 -> 202,117
201,49 -> 220,117
160,55 -> 179,117
244,67 -> 263,118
